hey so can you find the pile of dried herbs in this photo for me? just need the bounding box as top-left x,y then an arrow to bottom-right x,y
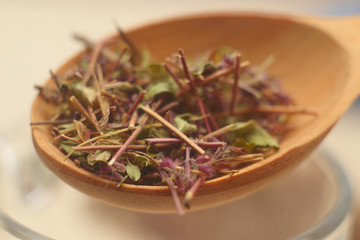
33,30 -> 314,214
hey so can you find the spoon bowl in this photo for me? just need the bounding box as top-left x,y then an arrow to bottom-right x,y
31,13 -> 360,213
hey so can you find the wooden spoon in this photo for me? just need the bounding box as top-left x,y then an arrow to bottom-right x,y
31,13 -> 360,213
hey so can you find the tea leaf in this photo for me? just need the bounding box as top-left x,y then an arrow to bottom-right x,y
73,120 -> 88,142
144,81 -> 176,100
146,145 -> 159,158
87,150 -> 111,166
174,116 -> 197,135
133,153 -> 157,168
230,120 -> 279,149
60,143 -> 75,154
148,63 -> 168,80
177,112 -> 205,122
126,161 -> 141,181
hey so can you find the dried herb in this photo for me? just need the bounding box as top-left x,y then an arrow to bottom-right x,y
33,30 -> 316,214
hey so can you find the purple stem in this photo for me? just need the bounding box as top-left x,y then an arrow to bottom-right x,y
160,170 -> 184,215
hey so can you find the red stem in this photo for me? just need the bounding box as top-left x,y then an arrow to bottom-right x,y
127,90 -> 146,116
230,54 -> 241,115
178,49 -> 212,133
160,170 -> 184,215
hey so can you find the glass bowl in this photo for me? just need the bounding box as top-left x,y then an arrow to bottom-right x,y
0,135 -> 354,239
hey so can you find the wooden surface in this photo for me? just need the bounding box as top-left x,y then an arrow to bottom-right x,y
31,13 -> 360,213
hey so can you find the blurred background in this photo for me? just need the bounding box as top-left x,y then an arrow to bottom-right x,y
0,0 -> 360,239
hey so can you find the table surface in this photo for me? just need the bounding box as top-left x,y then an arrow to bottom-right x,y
0,0 -> 359,239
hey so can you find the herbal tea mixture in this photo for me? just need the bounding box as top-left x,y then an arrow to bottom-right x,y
33,29 -> 313,214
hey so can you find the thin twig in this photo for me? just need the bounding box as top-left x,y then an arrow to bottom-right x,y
160,170 -> 184,215
201,123 -> 236,141
107,126 -> 144,166
69,95 -> 99,131
198,61 -> 250,87
139,105 -> 205,155
184,175 -> 206,209
230,54 -> 241,115
127,90 -> 146,116
178,49 -> 212,133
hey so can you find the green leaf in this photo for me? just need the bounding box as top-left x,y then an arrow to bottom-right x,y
146,145 -> 159,158
148,63 -> 168,80
132,154 -> 157,168
60,142 -> 83,157
144,81 -> 176,100
232,138 -> 256,153
126,161 -> 141,181
133,154 -> 151,167
136,127 -> 169,140
227,120 -> 278,149
177,112 -> 205,122
59,143 -> 75,154
87,150 -> 111,166
174,116 -> 197,135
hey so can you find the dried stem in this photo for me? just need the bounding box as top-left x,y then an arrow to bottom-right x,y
160,170 -> 184,215
198,61 -> 250,87
145,138 -> 225,148
163,63 -> 187,91
184,175 -> 206,209
230,54 -> 241,115
157,101 -> 179,114
201,123 -> 236,141
73,33 -> 118,62
82,36 -> 117,84
101,91 -> 128,102
69,96 -> 99,131
108,100 -> 163,166
114,23 -> 141,65
178,49 -> 212,133
139,105 -> 206,155
127,90 -> 146,116
107,126 -> 144,166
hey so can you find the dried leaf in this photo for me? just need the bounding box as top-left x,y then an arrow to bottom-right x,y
126,161 -> 141,181
132,154 -> 157,168
73,120 -> 89,142
144,81 -> 177,100
230,120 -> 279,149
148,63 -> 168,80
177,112 -> 205,122
59,142 -> 83,157
87,150 -> 111,166
59,143 -> 75,154
146,145 -> 159,158
98,95 -> 110,130
174,116 -> 197,135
